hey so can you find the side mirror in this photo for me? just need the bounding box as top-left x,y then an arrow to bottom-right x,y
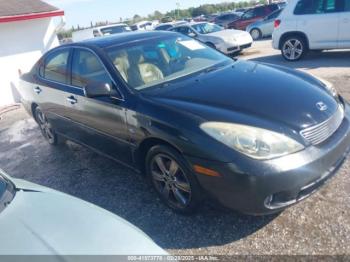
188,32 -> 197,38
84,82 -> 115,98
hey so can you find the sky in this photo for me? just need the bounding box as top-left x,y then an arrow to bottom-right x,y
45,0 -> 233,28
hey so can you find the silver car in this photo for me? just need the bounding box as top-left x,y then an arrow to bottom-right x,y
0,169 -> 166,255
246,9 -> 283,40
171,22 -> 253,55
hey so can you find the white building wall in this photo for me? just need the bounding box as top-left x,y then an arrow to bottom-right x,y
0,18 -> 60,106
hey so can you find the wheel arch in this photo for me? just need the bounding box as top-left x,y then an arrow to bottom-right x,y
31,103 -> 39,121
135,137 -> 184,174
279,31 -> 309,50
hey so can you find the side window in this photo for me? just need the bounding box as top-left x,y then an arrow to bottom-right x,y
242,9 -> 255,19
71,49 -> 112,88
345,0 -> 350,11
228,14 -> 237,20
324,0 -> 337,12
255,7 -> 266,17
295,0 -> 338,14
177,27 -> 191,35
268,10 -> 282,20
43,50 -> 69,84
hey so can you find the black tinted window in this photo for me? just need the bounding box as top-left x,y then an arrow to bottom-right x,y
71,49 -> 112,88
44,50 -> 69,83
255,7 -> 266,16
337,0 -> 350,11
156,25 -> 172,31
242,9 -> 255,19
267,9 -> 282,19
295,0 -> 340,14
176,26 -> 193,35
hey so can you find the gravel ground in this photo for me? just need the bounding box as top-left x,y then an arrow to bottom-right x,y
0,40 -> 349,256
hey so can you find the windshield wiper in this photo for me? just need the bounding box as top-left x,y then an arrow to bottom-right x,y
203,63 -> 226,74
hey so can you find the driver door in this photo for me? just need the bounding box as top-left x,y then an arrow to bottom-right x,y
64,48 -> 132,165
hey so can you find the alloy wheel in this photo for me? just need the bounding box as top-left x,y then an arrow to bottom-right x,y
150,153 -> 191,208
282,39 -> 303,61
250,29 -> 261,40
36,109 -> 56,144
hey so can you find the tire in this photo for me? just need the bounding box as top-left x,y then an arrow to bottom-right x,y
34,107 -> 59,145
281,35 -> 307,61
205,42 -> 216,50
250,28 -> 261,40
145,145 -> 202,214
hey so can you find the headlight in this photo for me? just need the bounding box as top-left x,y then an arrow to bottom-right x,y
200,122 -> 304,160
313,75 -> 338,97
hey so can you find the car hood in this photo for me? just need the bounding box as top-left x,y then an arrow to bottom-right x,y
206,29 -> 248,40
147,60 -> 338,131
0,178 -> 166,255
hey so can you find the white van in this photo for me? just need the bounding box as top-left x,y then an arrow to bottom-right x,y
272,0 -> 350,61
72,24 -> 131,42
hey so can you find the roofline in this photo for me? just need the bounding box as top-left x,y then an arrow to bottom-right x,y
0,10 -> 64,23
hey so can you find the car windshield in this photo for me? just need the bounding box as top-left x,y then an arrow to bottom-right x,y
100,25 -> 131,35
191,23 -> 223,34
0,173 -> 15,214
106,35 -> 231,90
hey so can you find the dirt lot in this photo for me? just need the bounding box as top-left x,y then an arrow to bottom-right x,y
0,40 -> 349,256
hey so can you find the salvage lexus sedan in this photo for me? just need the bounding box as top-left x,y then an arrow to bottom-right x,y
18,31 -> 350,215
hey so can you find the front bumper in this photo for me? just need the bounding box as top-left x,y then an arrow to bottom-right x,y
186,104 -> 350,215
216,39 -> 253,54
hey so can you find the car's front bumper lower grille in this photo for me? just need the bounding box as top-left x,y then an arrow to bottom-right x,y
300,105 -> 344,145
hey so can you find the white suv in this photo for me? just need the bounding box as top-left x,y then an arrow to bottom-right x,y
272,0 -> 350,61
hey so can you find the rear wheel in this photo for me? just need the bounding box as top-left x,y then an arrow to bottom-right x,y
250,28 -> 261,40
34,107 -> 58,145
281,35 -> 307,61
146,145 -> 202,214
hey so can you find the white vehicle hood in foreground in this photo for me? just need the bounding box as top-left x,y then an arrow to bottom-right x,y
0,178 -> 166,255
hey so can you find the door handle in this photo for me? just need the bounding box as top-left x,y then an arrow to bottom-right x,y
33,86 -> 42,94
66,96 -> 77,104
343,18 -> 349,23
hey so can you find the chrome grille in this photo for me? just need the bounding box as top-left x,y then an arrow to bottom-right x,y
300,105 -> 344,145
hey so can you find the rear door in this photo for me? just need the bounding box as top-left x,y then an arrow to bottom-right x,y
35,48 -> 79,136
338,0 -> 350,47
294,0 -> 340,49
63,47 -> 132,165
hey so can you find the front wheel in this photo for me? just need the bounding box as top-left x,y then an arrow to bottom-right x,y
145,145 -> 202,214
281,36 -> 307,61
34,107 -> 59,145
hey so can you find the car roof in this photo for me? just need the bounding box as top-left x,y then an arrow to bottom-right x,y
97,23 -> 128,29
66,31 -> 178,49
